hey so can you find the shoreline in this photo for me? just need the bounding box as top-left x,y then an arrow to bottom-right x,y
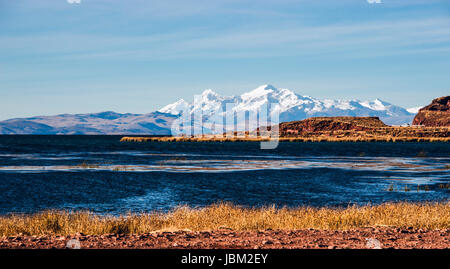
120,136 -> 450,142
121,119 -> 450,142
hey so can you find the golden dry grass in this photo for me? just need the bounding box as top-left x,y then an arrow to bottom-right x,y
121,136 -> 450,143
0,202 -> 448,236
120,124 -> 450,143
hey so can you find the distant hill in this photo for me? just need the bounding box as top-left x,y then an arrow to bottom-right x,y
0,111 -> 177,135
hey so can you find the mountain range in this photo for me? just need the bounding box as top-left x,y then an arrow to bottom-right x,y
0,111 -> 176,135
0,85 -> 418,134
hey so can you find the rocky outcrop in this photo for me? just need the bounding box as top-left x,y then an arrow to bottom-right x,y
412,96 -> 450,127
279,117 -> 387,136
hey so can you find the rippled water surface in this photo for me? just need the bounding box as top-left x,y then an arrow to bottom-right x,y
0,136 -> 448,214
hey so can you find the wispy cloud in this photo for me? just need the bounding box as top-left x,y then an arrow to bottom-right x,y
2,16 -> 448,62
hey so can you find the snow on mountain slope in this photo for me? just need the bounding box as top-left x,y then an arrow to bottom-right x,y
159,84 -> 415,131
159,99 -> 189,115
407,106 -> 423,114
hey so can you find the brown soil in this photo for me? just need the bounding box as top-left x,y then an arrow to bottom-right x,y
1,228 -> 448,249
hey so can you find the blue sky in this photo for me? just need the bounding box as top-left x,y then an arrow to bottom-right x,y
0,0 -> 449,120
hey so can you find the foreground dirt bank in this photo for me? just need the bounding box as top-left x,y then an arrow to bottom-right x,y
1,228 -> 449,249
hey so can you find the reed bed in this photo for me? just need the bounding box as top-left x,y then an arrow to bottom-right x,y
121,136 -> 450,143
0,203 -> 448,236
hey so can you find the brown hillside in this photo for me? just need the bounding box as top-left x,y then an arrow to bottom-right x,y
413,96 -> 450,127
279,117 -> 387,136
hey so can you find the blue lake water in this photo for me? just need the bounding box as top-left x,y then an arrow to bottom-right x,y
0,135 -> 448,215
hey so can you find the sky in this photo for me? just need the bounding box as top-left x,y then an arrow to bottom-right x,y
0,0 -> 449,120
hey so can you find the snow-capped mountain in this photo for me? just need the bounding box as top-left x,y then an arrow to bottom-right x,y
0,84 -> 417,135
159,84 -> 415,131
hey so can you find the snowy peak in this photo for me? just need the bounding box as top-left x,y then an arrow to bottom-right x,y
198,89 -> 224,105
242,84 -> 277,98
360,98 -> 392,111
238,85 -> 318,114
159,99 -> 189,115
159,84 -> 416,126
241,84 -> 300,101
201,89 -> 219,99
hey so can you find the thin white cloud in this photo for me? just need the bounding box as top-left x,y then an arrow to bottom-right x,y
67,0 -> 81,4
367,0 -> 382,3
1,17 -> 449,61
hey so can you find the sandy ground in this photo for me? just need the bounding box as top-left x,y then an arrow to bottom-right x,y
1,228 -> 449,249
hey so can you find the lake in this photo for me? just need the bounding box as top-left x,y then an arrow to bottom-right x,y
0,135 -> 448,215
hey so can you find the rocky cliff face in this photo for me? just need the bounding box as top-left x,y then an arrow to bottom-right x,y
412,96 -> 450,127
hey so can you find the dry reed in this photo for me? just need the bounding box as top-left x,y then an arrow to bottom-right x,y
0,202 -> 448,236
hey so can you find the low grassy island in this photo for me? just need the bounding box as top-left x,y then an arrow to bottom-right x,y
121,117 -> 450,143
